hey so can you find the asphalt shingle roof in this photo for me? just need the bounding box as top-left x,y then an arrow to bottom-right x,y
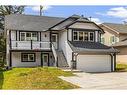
51,18 -> 77,30
5,14 -> 65,31
113,40 -> 127,47
102,23 -> 127,34
5,14 -> 102,32
68,41 -> 118,53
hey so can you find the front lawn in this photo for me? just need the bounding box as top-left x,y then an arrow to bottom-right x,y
0,67 -> 79,89
116,63 -> 127,72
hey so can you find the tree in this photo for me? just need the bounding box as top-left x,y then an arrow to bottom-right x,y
0,36 -> 6,67
0,6 -> 25,68
0,5 -> 25,29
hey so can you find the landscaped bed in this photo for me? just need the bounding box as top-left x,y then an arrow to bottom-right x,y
116,63 -> 127,72
0,67 -> 79,89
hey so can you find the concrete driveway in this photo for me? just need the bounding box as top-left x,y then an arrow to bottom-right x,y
60,72 -> 127,89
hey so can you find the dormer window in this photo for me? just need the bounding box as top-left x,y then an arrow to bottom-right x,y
89,32 -> 94,41
79,32 -> 83,41
73,30 -> 94,42
73,31 -> 78,41
84,32 -> 88,41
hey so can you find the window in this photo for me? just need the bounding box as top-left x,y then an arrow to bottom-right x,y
84,32 -> 88,41
79,32 -> 83,41
52,34 -> 57,42
73,30 -> 94,42
20,32 -> 38,41
89,32 -> 94,41
26,33 -> 31,41
73,31 -> 78,41
110,36 -> 116,44
32,32 -> 38,41
101,37 -> 105,44
20,32 -> 25,41
21,53 -> 35,62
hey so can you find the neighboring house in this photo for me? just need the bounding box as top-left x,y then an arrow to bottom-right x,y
100,23 -> 127,63
5,14 -> 118,72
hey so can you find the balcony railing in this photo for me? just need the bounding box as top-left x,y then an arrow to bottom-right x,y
11,40 -> 51,50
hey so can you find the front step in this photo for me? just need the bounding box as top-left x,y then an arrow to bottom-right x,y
56,51 -> 69,68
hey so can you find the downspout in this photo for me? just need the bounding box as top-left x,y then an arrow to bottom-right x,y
9,51 -> 12,68
110,53 -> 114,72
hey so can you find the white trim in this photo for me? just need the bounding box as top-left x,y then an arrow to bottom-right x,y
73,30 -> 95,42
22,53 -> 35,62
20,32 -> 38,41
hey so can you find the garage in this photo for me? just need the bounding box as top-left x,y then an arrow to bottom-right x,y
77,54 -> 112,72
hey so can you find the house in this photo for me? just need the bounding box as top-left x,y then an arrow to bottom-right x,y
5,14 -> 118,72
100,23 -> 127,63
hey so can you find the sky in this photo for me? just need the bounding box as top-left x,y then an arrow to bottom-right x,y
24,6 -> 127,24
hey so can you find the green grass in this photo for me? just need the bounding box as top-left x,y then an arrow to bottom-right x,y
116,63 -> 127,72
0,67 -> 79,89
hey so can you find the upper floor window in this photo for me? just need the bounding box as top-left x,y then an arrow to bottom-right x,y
110,36 -> 116,44
73,31 -> 78,41
89,32 -> 94,41
79,32 -> 84,41
20,32 -> 38,41
73,30 -> 94,42
101,37 -> 105,44
84,32 -> 88,41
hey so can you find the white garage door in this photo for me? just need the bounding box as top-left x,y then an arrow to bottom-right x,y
77,55 -> 111,72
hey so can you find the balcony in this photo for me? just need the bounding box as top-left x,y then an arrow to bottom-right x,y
11,40 -> 51,50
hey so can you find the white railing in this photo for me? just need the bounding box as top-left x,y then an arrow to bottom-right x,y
11,40 -> 51,50
51,43 -> 58,66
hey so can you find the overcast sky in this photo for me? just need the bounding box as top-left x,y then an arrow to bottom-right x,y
24,6 -> 127,24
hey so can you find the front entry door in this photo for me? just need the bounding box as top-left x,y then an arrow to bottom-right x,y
42,53 -> 49,66
51,34 -> 58,49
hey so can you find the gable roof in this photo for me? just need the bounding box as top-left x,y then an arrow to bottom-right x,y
5,14 -> 65,31
102,23 -> 127,34
5,14 -> 103,32
112,40 -> 127,47
68,41 -> 119,53
50,16 -> 91,30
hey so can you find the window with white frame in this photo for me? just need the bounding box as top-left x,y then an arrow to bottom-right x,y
101,37 -> 105,44
21,53 -> 35,62
89,32 -> 94,41
84,32 -> 88,41
79,32 -> 84,41
20,32 -> 38,41
73,31 -> 78,41
73,30 -> 94,42
110,36 -> 116,44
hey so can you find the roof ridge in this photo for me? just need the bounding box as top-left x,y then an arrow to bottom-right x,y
6,14 -> 66,19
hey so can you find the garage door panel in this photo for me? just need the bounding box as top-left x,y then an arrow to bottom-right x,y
77,55 -> 111,72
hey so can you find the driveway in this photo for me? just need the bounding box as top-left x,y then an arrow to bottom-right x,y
60,72 -> 127,89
